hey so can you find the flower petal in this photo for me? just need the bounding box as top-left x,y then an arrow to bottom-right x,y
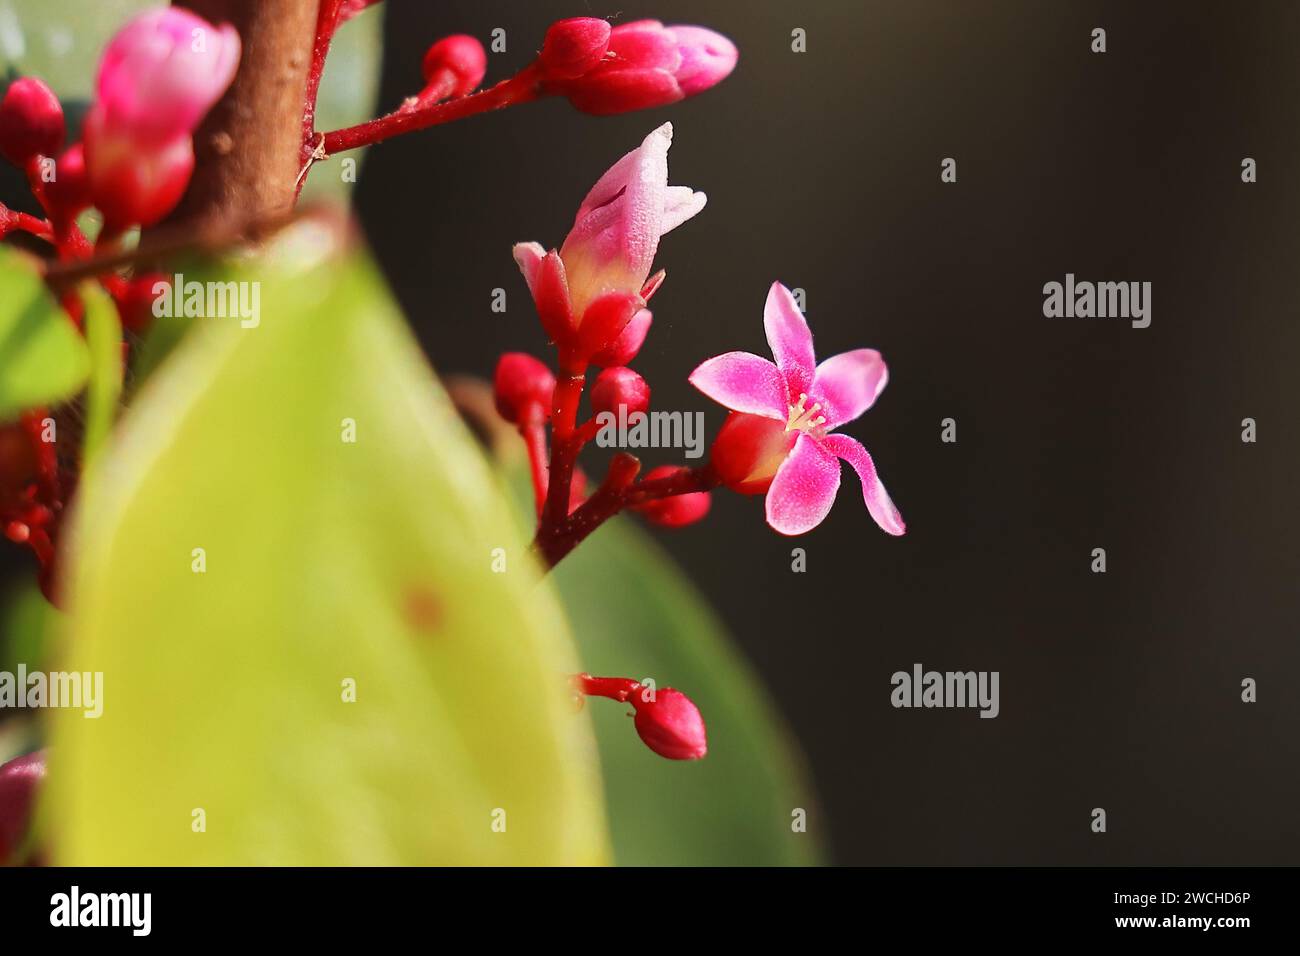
661,185 -> 707,235
811,349 -> 888,428
764,433 -> 841,535
512,241 -> 547,297
763,281 -> 815,395
688,351 -> 786,419
822,433 -> 905,535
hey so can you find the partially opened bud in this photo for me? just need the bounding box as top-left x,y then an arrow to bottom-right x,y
540,18 -> 611,80
84,107 -> 194,230
421,34 -> 487,98
0,750 -> 45,864
0,77 -> 64,168
494,352 -> 556,423
632,465 -> 711,527
591,366 -> 650,417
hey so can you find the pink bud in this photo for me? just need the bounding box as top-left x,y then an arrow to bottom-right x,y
591,366 -> 650,417
549,20 -> 737,116
0,750 -> 45,864
42,144 -> 92,224
0,77 -> 64,168
632,465 -> 712,527
633,688 -> 707,760
494,352 -> 556,424
540,18 -> 611,80
421,34 -> 487,98
590,308 -> 652,367
94,8 -> 241,145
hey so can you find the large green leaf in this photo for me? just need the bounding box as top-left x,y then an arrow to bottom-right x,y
45,230 -> 608,865
539,498 -> 824,866
0,246 -> 89,420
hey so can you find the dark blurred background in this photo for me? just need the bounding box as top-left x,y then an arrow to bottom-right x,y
354,0 -> 1300,865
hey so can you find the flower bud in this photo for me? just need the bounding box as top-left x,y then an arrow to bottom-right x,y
632,687 -> 707,760
539,18 -> 611,80
41,144 -> 92,225
83,109 -> 194,230
590,308 -> 651,367
118,271 -> 168,333
0,77 -> 64,168
0,750 -> 45,864
632,465 -> 711,527
422,35 -> 487,98
710,411 -> 796,495
493,352 -> 556,424
549,20 -> 737,116
590,366 -> 649,418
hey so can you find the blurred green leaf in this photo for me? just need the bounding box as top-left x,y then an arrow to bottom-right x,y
523,480 -> 824,865
0,246 -> 89,420
79,281 -> 121,464
46,230 -> 608,865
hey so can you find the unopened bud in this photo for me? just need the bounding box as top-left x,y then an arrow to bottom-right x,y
493,352 -> 556,424
422,35 -> 487,98
0,77 -> 65,168
590,366 -> 649,418
632,465 -> 711,527
0,750 -> 45,864
539,18 -> 611,80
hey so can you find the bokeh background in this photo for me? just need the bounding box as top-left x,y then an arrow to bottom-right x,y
356,0 -> 1300,864
1,0 -> 1297,865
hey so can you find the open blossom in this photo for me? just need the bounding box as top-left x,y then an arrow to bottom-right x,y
542,19 -> 738,116
513,123 -> 704,366
690,283 -> 906,537
83,7 -> 241,229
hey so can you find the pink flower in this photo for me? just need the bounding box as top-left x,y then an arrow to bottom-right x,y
83,7 -> 240,230
513,123 -> 704,367
690,283 -> 906,537
544,20 -> 738,116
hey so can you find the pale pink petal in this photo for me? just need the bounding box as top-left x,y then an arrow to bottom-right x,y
763,281 -> 815,395
688,351 -> 786,419
661,185 -> 707,235
822,434 -> 905,535
512,241 -> 547,297
810,349 -> 888,429
764,433 -> 841,535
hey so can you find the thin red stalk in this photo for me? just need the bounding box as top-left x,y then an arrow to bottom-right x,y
320,66 -> 543,155
519,418 -> 550,518
301,0 -> 345,159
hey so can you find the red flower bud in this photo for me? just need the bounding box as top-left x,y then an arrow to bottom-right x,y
422,35 -> 487,98
118,271 -> 168,333
83,105 -> 194,230
710,411 -> 797,495
574,674 -> 706,760
493,352 -> 556,424
0,750 -> 45,864
633,687 -> 708,760
41,144 -> 92,225
540,18 -> 611,81
590,366 -> 650,418
0,77 -> 65,168
632,465 -> 711,527
590,308 -> 652,367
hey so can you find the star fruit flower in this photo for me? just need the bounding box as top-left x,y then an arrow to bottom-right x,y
512,122 -> 705,369
690,282 -> 906,537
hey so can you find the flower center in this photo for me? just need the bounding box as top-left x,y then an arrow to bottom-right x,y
785,393 -> 826,435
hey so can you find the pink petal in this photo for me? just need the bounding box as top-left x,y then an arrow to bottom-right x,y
764,433 -> 841,535
811,349 -> 888,429
688,351 -> 787,419
607,20 -> 682,71
822,434 -> 905,536
763,282 -> 815,395
512,241 -> 547,297
661,185 -> 707,235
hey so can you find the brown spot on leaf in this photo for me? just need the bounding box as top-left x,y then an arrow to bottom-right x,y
403,586 -> 443,635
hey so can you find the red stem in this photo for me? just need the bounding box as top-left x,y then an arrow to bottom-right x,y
320,66 -> 544,155
519,414 -> 550,518
301,0 -> 345,161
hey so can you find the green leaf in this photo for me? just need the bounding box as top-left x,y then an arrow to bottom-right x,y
540,500 -> 825,866
0,246 -> 89,420
45,230 -> 608,865
79,281 -> 121,464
